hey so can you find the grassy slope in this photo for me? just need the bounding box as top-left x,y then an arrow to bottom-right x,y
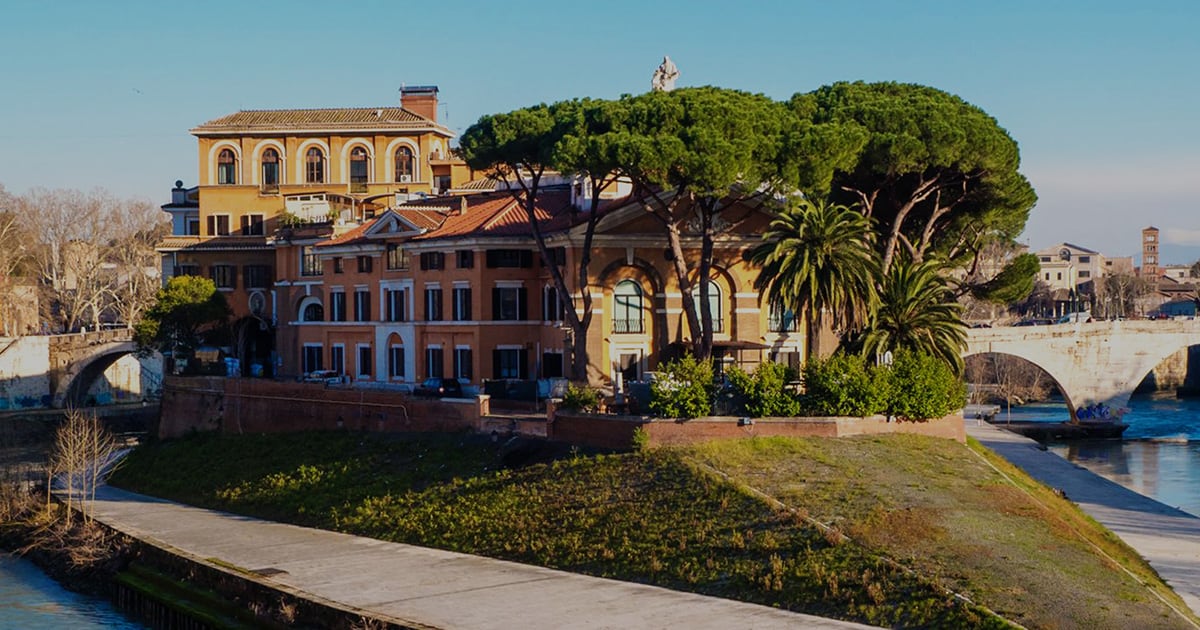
109,432 -> 1196,629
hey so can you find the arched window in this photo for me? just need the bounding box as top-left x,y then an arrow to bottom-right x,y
305,147 -> 325,183
350,146 -> 369,192
692,280 -> 723,332
261,148 -> 280,190
394,146 -> 414,182
217,149 -> 237,185
613,280 -> 644,334
301,301 -> 324,322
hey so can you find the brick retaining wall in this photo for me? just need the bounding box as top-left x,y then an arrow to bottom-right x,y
159,376 -> 487,439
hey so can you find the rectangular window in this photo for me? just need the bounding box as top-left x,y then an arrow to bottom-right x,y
456,250 -> 474,269
186,217 -> 201,236
1078,256 -> 1091,263
425,347 -> 444,378
388,345 -> 405,379
1079,270 -> 1091,278
454,348 -> 473,381
386,289 -> 407,322
240,214 -> 265,236
770,351 -> 801,372
543,247 -> 566,266
209,264 -> 236,289
357,345 -> 372,378
1056,272 -> 1062,280
243,265 -> 270,289
333,257 -> 344,274
420,251 -> 445,270
1039,256 -> 1051,263
354,289 -> 371,321
357,256 -> 373,273
453,287 -> 472,321
768,303 -> 798,332
543,286 -> 565,321
424,288 -> 443,321
541,352 -> 564,378
173,264 -> 199,277
330,345 -> 345,376
301,246 -> 322,276
302,345 -> 323,373
485,249 -> 533,268
492,287 -> 527,321
207,214 -> 231,236
386,243 -> 409,270
331,291 -> 346,322
492,348 -> 528,379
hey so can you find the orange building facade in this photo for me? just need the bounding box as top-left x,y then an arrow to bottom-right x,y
158,86 -> 475,374
273,190 -> 805,388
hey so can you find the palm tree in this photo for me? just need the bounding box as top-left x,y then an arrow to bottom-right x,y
858,255 -> 968,372
746,198 -> 878,359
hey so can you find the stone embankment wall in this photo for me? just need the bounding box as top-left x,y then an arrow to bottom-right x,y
549,409 -> 966,450
158,376 -> 488,439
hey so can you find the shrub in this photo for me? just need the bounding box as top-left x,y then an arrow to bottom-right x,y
800,354 -> 886,417
649,355 -> 714,419
884,350 -> 967,421
561,383 -> 601,413
726,362 -> 802,418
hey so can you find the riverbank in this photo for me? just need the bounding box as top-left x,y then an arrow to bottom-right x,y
106,430 -> 1196,628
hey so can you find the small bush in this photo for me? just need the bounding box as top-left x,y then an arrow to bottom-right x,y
561,383 -> 601,413
884,351 -> 967,421
649,355 -> 714,419
800,354 -> 885,417
727,362 -> 802,418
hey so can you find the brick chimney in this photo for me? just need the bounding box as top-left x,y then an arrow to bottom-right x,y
400,85 -> 439,122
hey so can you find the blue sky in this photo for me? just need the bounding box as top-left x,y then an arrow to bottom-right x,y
1,1 -> 1197,262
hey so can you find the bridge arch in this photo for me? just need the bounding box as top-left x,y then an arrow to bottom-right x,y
54,341 -> 141,408
965,321 -> 1200,420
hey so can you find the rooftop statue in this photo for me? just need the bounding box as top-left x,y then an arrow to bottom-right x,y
651,55 -> 679,92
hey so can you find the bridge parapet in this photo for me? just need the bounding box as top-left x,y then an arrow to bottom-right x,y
965,319 -> 1200,419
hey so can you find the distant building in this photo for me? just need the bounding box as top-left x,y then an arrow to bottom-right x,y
1140,226 -> 1160,277
1034,242 -> 1106,292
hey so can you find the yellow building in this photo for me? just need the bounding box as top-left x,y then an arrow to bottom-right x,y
158,86 -> 474,375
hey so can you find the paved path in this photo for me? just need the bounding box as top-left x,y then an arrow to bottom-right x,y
968,421 -> 1200,616
86,485 -> 872,629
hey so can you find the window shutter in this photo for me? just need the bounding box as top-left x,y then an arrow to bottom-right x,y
463,349 -> 473,380
420,253 -> 428,270
464,288 -> 472,320
517,288 -> 527,321
486,250 -> 498,268
492,349 -> 502,379
492,288 -> 501,320
240,215 -> 250,235
520,250 -> 533,268
206,216 -> 215,236
518,349 -> 529,380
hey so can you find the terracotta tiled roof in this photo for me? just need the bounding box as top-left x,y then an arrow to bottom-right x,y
394,208 -> 448,231
157,236 -> 273,252
450,178 -> 497,192
316,219 -> 379,248
416,191 -> 579,240
192,107 -> 449,134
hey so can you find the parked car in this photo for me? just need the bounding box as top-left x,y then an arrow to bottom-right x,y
414,377 -> 465,398
1056,312 -> 1092,324
302,370 -> 341,384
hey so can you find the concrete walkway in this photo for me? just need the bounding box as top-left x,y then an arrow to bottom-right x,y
86,485 -> 872,629
968,421 -> 1200,616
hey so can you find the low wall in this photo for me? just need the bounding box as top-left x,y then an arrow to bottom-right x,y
158,376 -> 488,439
549,411 -> 966,450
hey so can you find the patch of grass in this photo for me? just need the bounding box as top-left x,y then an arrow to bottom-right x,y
110,431 -> 1198,628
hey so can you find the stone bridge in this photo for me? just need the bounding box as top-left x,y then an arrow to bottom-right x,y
965,320 -> 1200,419
46,329 -> 140,408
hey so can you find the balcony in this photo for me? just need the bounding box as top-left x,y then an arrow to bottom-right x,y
612,318 -> 644,334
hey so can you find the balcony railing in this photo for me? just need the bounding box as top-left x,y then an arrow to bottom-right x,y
612,318 -> 644,334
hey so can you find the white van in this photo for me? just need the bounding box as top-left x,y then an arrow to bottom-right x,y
1056,312 -> 1091,324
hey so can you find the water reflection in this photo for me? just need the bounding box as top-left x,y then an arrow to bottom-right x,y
1003,393 -> 1200,516
0,553 -> 145,629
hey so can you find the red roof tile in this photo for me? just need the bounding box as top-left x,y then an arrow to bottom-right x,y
192,107 -> 450,135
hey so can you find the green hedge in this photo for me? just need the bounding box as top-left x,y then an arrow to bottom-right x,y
800,351 -> 964,421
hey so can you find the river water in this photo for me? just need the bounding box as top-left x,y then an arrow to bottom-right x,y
0,553 -> 145,628
998,392 -> 1200,516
